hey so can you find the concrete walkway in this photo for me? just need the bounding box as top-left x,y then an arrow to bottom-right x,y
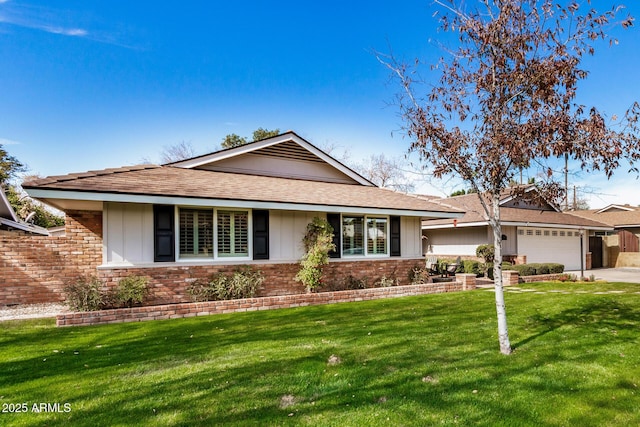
565,268 -> 640,284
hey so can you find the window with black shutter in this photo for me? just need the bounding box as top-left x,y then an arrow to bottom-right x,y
253,210 -> 269,260
154,205 -> 175,262
327,213 -> 341,258
390,216 -> 401,257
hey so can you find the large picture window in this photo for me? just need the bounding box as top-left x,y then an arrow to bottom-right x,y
342,215 -> 388,257
217,210 -> 249,257
179,208 -> 214,257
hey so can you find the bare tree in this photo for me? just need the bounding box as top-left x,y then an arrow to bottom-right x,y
381,0 -> 639,354
160,141 -> 197,163
356,154 -> 416,192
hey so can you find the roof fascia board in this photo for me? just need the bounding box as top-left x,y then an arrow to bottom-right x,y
168,132 -> 374,186
28,189 -> 463,219
0,217 -> 50,235
597,204 -> 635,213
423,220 -> 612,231
0,188 -> 19,222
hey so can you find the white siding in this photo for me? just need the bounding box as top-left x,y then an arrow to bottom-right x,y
423,227 -> 488,256
269,210 -> 321,261
104,202 -> 154,264
401,216 -> 422,258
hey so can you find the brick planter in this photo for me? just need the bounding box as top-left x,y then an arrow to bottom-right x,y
56,280 -> 475,327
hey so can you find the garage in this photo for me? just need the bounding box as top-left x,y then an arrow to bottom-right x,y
517,227 -> 585,271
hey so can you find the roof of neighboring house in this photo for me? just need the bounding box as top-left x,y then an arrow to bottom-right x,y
0,187 -> 49,235
566,204 -> 640,228
421,192 -> 612,230
23,132 -> 463,219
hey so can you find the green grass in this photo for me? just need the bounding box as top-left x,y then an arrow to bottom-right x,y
1,281 -> 639,426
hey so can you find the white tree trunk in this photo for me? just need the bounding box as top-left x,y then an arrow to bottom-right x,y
491,195 -> 512,355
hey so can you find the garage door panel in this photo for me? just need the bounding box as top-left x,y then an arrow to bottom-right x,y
518,228 -> 582,270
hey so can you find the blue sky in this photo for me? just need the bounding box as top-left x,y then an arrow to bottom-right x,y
1,0 -> 639,208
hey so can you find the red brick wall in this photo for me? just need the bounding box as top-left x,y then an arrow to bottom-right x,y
98,258 -> 425,306
0,210 -> 103,306
2,210 -> 426,307
57,280 -> 469,327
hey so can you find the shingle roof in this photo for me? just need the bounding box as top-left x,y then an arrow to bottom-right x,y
421,193 -> 611,229
24,165 -> 461,215
567,206 -> 640,228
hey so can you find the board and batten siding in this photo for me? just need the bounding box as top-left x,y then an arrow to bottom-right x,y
104,202 -> 154,264
102,203 -> 424,266
423,227 -> 489,256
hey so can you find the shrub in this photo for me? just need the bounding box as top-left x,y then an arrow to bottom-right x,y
548,263 -> 565,274
113,275 -> 150,308
187,266 -> 264,301
295,217 -> 335,292
374,275 -> 398,288
64,276 -> 103,311
462,260 -> 481,276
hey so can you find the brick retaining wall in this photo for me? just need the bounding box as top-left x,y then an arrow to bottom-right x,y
56,280 -> 472,327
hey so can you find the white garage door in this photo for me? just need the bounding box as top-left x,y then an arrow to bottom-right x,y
517,227 -> 584,271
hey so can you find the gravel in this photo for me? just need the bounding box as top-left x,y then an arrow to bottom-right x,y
0,303 -> 68,321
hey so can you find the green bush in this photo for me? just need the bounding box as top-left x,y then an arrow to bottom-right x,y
113,275 -> 150,308
187,266 -> 264,302
548,263 -> 565,274
63,276 -> 103,311
295,217 -> 335,291
462,260 -> 481,276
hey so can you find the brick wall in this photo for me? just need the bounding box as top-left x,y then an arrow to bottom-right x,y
0,210 -> 103,306
57,280 -> 470,327
2,211 -> 426,307
98,258 -> 426,306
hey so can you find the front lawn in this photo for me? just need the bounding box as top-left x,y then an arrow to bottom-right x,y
1,281 -> 639,426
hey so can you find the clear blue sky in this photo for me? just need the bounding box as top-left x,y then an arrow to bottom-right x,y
1,0 -> 639,208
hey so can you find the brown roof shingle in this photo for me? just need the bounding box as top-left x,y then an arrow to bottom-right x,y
24,165 -> 461,215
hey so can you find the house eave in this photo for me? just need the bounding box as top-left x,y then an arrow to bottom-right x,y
27,188 -> 463,219
422,220 -> 613,232
0,217 -> 50,235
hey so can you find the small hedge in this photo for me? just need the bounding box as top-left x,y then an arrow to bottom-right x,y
507,263 -> 564,276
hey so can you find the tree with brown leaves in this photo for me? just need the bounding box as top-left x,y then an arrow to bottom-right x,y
381,0 -> 639,354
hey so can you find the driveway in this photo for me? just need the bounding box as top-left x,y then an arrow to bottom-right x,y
565,268 -> 640,284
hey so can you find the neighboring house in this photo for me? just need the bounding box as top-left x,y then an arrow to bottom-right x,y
0,187 -> 49,235
22,131 -> 462,304
421,188 -> 611,271
567,204 -> 640,268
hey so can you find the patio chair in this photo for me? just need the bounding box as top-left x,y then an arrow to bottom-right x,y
425,256 -> 439,275
446,256 -> 461,276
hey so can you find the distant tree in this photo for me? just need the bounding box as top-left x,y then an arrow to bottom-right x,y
160,141 -> 196,163
252,128 -> 280,141
450,189 -> 466,197
221,133 -> 248,149
381,0 -> 639,354
356,154 -> 415,192
0,144 -> 26,184
221,128 -> 280,149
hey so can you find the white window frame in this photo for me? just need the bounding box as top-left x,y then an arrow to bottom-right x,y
341,214 -> 390,258
176,206 -> 252,262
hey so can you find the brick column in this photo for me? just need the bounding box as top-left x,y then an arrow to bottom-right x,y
502,270 -> 519,286
455,273 -> 477,290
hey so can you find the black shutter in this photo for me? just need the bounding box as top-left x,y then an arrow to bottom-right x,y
154,205 -> 175,262
390,216 -> 401,257
253,210 -> 269,260
327,213 -> 341,258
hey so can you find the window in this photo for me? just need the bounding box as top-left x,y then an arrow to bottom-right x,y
552,230 -> 558,236
342,216 -> 364,255
544,230 -> 550,236
567,231 -> 573,237
526,229 -> 533,236
342,215 -> 388,256
518,229 -> 524,236
218,211 -> 249,257
535,230 -> 542,236
559,231 -> 566,237
367,217 -> 388,255
180,208 -> 214,257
